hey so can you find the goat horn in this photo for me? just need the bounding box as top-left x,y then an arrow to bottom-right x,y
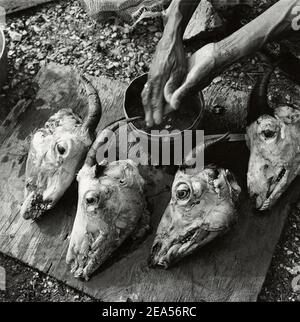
247,66 -> 274,126
183,132 -> 230,168
81,74 -> 102,135
85,116 -> 142,167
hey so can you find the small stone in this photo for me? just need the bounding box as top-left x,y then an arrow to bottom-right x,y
213,76 -> 222,84
148,26 -> 158,32
37,52 -> 46,60
11,79 -> 19,88
291,275 -> 300,292
107,63 -> 114,70
116,220 -> 127,229
9,31 -> 22,42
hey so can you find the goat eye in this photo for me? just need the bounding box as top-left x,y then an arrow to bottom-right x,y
85,192 -> 98,206
208,168 -> 219,180
176,184 -> 191,200
119,178 -> 126,184
86,197 -> 97,205
56,143 -> 66,155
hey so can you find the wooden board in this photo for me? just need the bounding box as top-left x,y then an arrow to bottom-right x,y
0,0 -> 55,14
0,63 -> 299,302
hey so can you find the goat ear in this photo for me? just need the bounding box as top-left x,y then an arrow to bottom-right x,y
94,160 -> 108,178
275,105 -> 300,124
225,169 -> 241,203
124,161 -> 145,192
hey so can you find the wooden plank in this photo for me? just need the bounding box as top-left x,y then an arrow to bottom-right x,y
0,266 -> 5,291
0,63 -> 299,302
0,0 -> 55,14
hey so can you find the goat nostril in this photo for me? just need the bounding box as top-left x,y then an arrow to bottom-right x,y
148,242 -> 162,268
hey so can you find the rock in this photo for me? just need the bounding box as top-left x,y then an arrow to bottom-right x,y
107,63 -> 114,70
291,275 -> 300,293
213,76 -> 222,84
37,52 -> 46,60
184,0 -> 224,41
148,26 -> 158,32
9,31 -> 22,42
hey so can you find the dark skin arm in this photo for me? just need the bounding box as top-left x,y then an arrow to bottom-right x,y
142,0 -> 252,127
170,0 -> 300,109
143,0 -> 300,125
141,0 -> 200,127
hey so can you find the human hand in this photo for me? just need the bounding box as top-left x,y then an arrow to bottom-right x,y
141,35 -> 187,127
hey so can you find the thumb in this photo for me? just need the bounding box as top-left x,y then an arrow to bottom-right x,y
170,44 -> 218,110
170,72 -> 198,110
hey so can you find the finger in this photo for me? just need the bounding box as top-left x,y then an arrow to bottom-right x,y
141,82 -> 154,127
164,72 -> 181,105
153,94 -> 164,125
170,79 -> 196,111
151,79 -> 165,125
170,47 -> 214,110
164,64 -> 186,104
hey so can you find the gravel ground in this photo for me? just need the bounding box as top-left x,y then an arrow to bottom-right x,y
0,0 -> 300,302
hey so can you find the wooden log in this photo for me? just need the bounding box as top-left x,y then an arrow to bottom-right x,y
0,63 -> 299,302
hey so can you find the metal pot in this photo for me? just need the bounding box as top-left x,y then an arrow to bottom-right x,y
0,29 -> 7,89
123,73 -> 204,165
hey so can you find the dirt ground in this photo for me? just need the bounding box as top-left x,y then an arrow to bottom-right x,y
0,0 -> 300,302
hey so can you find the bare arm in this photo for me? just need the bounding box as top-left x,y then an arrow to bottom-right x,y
142,0 -> 200,127
216,0 -> 300,67
171,0 -> 300,109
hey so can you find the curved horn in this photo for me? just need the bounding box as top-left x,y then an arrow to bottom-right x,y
84,116 -> 142,167
183,132 -> 230,168
247,66 -> 274,126
81,74 -> 102,134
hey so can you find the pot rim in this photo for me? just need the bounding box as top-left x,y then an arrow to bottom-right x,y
123,73 -> 205,138
0,29 -> 5,60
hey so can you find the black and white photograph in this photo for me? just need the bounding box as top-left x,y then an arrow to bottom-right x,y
0,0 -> 299,306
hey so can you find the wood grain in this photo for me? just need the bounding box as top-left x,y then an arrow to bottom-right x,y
0,63 -> 299,302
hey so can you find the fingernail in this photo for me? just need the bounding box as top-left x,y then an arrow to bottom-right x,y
153,111 -> 162,125
171,97 -> 179,110
146,119 -> 153,127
